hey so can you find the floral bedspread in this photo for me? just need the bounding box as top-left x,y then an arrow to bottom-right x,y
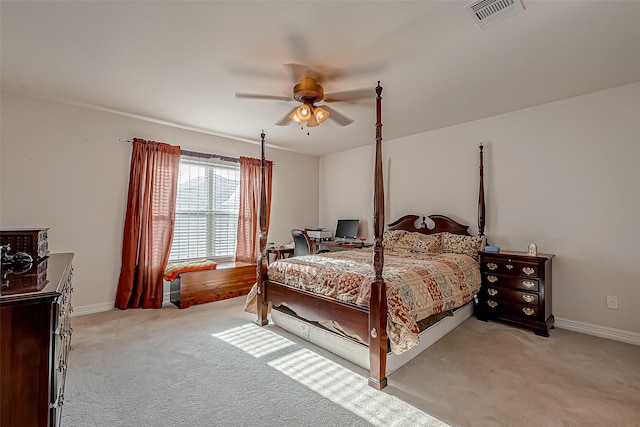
267,249 -> 481,355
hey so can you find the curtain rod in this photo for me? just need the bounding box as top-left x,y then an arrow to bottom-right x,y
118,138 -> 243,164
180,149 -> 239,164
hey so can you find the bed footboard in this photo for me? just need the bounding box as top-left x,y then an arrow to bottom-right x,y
266,280 -> 369,344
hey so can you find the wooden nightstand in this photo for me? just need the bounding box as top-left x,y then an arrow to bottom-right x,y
477,250 -> 555,336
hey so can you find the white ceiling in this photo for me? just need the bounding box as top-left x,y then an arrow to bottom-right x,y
2,1 -> 639,156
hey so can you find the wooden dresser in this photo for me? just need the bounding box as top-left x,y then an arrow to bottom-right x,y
477,250 -> 554,336
1,253 -> 74,427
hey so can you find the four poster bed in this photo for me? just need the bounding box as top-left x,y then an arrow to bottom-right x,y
252,83 -> 487,390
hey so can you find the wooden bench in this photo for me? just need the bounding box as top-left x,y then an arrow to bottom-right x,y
169,262 -> 256,309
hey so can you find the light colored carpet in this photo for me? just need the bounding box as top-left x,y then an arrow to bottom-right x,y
62,297 -> 640,427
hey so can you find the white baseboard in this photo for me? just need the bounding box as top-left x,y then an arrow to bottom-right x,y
72,302 -> 116,317
555,317 -> 640,346
71,291 -> 172,317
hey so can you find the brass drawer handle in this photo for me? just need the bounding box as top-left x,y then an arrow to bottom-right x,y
506,264 -> 513,270
487,275 -> 498,283
522,280 -> 535,289
522,294 -> 535,303
487,262 -> 498,270
487,288 -> 498,296
50,391 -> 65,409
487,300 -> 498,308
522,267 -> 535,275
522,307 -> 535,316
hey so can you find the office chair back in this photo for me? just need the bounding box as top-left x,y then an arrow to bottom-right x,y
291,229 -> 313,256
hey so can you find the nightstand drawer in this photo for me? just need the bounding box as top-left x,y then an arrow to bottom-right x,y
485,286 -> 539,306
482,260 -> 540,278
483,274 -> 539,292
483,299 -> 544,321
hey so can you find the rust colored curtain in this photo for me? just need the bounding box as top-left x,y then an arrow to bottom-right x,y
236,156 -> 272,263
115,138 -> 181,309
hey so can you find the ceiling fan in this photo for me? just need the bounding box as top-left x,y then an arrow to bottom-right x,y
235,63 -> 372,129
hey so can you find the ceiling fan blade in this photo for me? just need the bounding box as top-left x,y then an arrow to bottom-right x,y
324,88 -> 374,103
284,33 -> 311,66
284,63 -> 314,83
275,108 -> 297,126
321,105 -> 354,127
334,62 -> 387,79
229,65 -> 283,80
235,92 -> 292,102
284,63 -> 382,86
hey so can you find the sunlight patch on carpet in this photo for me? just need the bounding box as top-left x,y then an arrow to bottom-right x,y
212,324 -> 295,357
214,324 -> 449,426
269,348 -> 450,427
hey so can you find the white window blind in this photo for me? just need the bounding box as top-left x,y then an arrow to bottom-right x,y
169,154 -> 240,262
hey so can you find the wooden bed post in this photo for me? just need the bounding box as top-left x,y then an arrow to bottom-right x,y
369,82 -> 388,390
478,143 -> 486,236
256,131 -> 269,326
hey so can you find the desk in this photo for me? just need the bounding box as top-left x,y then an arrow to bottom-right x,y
267,247 -> 294,263
316,241 -> 373,252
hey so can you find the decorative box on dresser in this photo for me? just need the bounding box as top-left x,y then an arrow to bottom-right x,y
1,253 -> 74,427
477,250 -> 554,336
0,228 -> 50,260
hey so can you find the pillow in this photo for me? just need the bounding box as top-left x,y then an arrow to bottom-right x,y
388,231 -> 443,254
441,232 -> 486,260
382,229 -> 407,248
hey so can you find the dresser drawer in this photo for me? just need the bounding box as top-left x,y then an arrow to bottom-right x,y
483,274 -> 539,292
484,286 -> 539,306
482,260 -> 540,278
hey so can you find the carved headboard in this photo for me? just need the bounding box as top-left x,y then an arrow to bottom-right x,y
387,214 -> 471,236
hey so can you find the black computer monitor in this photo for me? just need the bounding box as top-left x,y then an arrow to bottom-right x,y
335,219 -> 359,240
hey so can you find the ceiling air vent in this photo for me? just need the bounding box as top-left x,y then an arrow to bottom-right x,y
465,0 -> 524,28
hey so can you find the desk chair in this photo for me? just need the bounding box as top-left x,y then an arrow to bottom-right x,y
291,229 -> 329,256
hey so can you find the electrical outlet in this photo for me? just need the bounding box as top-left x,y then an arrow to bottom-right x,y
606,294 -> 619,310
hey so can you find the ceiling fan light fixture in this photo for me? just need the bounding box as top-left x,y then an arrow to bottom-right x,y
313,106 -> 329,124
307,113 -> 319,128
238,70 -> 357,130
296,104 -> 312,121
288,110 -> 302,125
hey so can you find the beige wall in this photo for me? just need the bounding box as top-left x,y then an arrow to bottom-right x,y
3,82 -> 638,337
1,91 -> 319,311
320,82 -> 640,336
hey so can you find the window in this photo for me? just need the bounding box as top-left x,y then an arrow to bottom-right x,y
169,154 -> 240,262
